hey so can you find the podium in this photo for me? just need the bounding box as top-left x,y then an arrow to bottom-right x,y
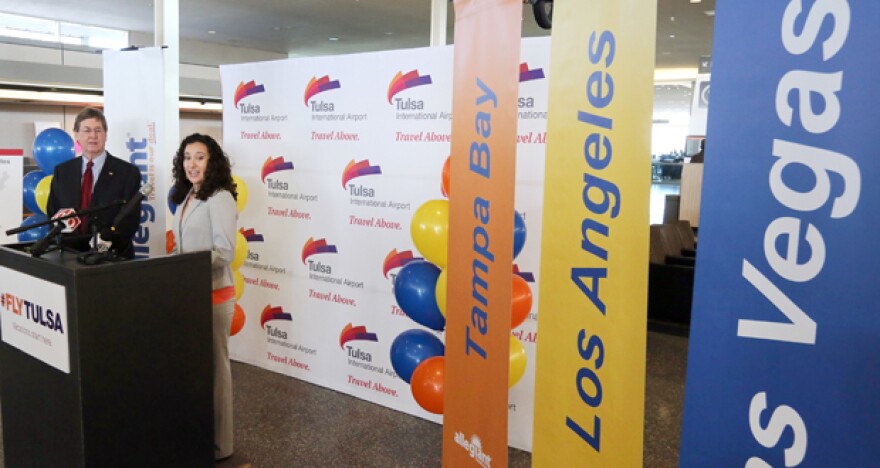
0,244 -> 214,467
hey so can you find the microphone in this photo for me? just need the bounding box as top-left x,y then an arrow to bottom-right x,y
29,222 -> 65,257
109,183 -> 153,233
51,208 -> 82,233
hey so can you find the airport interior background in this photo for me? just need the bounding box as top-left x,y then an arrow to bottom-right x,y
0,1 -> 715,466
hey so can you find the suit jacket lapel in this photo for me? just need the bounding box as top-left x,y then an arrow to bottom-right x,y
181,192 -> 203,230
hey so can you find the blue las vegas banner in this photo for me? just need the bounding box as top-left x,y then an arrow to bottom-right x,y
681,1 -> 879,466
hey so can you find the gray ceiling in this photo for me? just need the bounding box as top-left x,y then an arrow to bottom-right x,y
0,0 -> 715,69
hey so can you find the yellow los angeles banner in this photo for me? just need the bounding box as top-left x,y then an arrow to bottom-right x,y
442,0 -> 521,466
532,0 -> 656,465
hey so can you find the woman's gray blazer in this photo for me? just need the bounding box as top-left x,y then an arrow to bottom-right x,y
170,189 -> 238,291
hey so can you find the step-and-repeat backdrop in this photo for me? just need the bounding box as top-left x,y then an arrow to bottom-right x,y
220,38 -> 549,450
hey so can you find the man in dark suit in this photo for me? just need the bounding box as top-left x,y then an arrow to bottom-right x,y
47,107 -> 142,259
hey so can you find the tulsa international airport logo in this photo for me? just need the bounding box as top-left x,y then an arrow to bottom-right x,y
342,159 -> 382,188
513,264 -> 535,282
339,323 -> 378,349
383,249 -> 418,278
301,237 -> 338,264
519,62 -> 545,82
241,228 -> 265,243
260,304 -> 292,328
233,80 -> 266,107
387,69 -> 432,103
304,75 -> 341,106
261,156 -> 295,182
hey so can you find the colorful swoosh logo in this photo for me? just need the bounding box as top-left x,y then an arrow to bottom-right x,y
387,69 -> 432,103
304,75 -> 341,105
234,80 -> 266,107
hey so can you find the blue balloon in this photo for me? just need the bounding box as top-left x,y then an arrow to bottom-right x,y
389,329 -> 445,383
22,170 -> 48,214
17,213 -> 51,242
167,186 -> 178,215
33,128 -> 75,173
394,260 -> 445,331
513,210 -> 527,259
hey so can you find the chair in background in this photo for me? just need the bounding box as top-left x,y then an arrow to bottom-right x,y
674,220 -> 697,255
654,223 -> 695,266
648,224 -> 695,325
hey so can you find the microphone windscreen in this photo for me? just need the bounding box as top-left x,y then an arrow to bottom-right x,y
52,208 -> 81,233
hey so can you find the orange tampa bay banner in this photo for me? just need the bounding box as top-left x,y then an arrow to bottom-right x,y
532,0 -> 656,466
442,0 -> 522,466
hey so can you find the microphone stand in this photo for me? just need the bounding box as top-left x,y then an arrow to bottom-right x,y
78,221 -> 119,266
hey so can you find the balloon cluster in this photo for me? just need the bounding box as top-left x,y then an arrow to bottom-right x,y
389,156 -> 533,415
18,129 -> 76,241
230,174 -> 249,336
166,174 -> 250,336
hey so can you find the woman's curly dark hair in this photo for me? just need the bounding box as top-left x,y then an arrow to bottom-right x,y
170,133 -> 238,204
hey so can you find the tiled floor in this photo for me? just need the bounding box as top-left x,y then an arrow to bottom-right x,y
221,327 -> 688,467
0,327 -> 689,467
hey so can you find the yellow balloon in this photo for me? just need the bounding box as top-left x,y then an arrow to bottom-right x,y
233,175 -> 249,213
509,334 -> 527,388
35,175 -> 53,215
435,269 -> 447,317
231,231 -> 247,270
411,199 -> 449,268
234,270 -> 245,302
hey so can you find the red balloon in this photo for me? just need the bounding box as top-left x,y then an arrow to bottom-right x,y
230,303 -> 246,336
441,156 -> 450,197
410,356 -> 445,414
511,275 -> 533,329
165,230 -> 176,254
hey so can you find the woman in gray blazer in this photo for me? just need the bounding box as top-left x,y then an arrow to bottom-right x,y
168,133 -> 238,461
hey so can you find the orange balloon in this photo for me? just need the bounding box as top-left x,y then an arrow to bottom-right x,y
166,230 -> 176,254
410,356 -> 445,414
511,274 -> 533,329
230,303 -> 245,336
441,156 -> 450,197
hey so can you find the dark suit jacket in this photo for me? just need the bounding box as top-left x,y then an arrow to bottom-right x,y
47,153 -> 142,258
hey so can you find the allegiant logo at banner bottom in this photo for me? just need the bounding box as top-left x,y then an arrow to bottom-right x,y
1,292 -> 64,333
454,432 -> 492,468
